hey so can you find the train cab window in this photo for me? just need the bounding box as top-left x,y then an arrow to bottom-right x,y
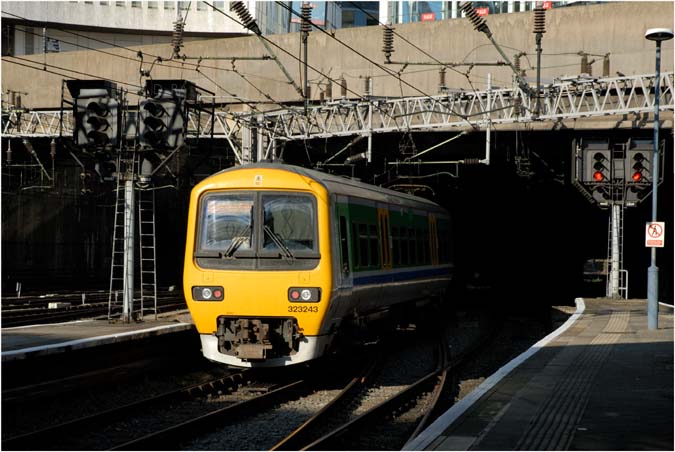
261,194 -> 316,255
196,191 -> 319,270
199,193 -> 255,252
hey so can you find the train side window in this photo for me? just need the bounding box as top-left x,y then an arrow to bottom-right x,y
369,224 -> 379,267
392,226 -> 400,266
359,224 -> 368,268
351,222 -> 360,269
400,229 -> 408,265
408,227 -> 416,266
422,228 -> 429,264
339,216 -> 350,275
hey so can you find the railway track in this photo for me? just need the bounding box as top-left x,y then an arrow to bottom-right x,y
1,292 -> 186,327
2,370 -> 270,450
3,305 -> 520,451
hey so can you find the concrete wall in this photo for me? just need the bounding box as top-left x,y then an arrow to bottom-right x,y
2,2 -> 673,109
2,1 -> 246,36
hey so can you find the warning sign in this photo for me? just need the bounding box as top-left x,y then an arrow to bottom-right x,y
645,222 -> 665,248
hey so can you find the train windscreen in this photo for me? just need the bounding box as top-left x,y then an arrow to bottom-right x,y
195,191 -> 320,269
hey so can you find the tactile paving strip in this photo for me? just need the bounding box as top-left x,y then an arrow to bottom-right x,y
514,311 -> 628,450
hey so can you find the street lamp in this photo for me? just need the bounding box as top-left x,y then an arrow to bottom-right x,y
644,27 -> 673,330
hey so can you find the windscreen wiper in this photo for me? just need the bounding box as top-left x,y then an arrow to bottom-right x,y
263,225 -> 295,260
194,250 -> 223,258
223,224 -> 252,258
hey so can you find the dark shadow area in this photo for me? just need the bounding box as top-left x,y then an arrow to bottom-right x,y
2,130 -> 672,312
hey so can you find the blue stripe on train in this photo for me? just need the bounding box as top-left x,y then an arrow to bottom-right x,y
353,266 -> 451,286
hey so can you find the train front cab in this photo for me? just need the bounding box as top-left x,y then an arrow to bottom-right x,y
183,168 -> 334,367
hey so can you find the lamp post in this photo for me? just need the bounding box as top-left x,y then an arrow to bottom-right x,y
644,27 -> 673,330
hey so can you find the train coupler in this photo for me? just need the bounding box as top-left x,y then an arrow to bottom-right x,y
216,317 -> 301,360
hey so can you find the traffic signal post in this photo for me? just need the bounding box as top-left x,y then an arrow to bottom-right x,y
572,138 -> 664,300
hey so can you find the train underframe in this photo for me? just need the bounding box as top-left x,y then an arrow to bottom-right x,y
215,316 -> 303,360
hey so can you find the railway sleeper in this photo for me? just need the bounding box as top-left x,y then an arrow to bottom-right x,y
216,317 -> 302,360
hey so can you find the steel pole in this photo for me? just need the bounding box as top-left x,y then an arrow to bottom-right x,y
648,41 -> 662,329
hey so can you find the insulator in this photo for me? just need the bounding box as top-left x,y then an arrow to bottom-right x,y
382,25 -> 395,59
603,54 -> 610,77
231,1 -> 261,35
438,67 -> 447,93
533,6 -> 546,34
464,158 -> 481,165
363,76 -> 372,96
340,77 -> 347,98
513,54 -> 521,74
172,18 -> 185,57
580,53 -> 590,74
301,2 -> 313,34
459,2 -> 488,34
513,96 -> 522,116
325,81 -> 332,99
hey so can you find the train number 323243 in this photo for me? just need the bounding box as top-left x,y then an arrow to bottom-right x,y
288,305 -> 319,313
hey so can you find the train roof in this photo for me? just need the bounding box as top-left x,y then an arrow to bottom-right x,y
212,163 -> 446,212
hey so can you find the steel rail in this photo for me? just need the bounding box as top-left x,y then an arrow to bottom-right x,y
302,338 -> 448,451
1,371 -> 251,451
270,357 -> 379,451
111,379 -> 307,451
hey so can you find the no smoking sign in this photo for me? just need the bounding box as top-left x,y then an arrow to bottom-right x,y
645,222 -> 665,248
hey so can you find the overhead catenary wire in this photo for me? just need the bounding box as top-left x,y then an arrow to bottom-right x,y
3,9 -> 295,113
272,1 -> 478,131
4,55 -> 143,93
345,1 -> 486,92
2,10 -> 257,79
203,1 -> 410,132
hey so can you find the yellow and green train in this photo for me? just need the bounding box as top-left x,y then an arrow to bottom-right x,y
183,163 -> 453,367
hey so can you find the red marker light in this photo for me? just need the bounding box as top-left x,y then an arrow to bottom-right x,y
213,289 -> 223,298
593,171 -> 604,182
290,290 -> 300,300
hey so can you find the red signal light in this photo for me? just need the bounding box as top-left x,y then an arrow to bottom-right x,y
593,171 -> 605,182
632,171 -> 643,182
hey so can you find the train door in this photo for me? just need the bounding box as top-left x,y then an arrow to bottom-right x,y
335,195 -> 353,292
377,207 -> 392,269
429,214 -> 439,265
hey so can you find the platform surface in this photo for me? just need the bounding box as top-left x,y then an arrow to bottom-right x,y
1,313 -> 194,362
406,298 -> 674,451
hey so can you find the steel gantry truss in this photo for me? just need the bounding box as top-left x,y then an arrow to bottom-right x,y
3,72 -> 674,149
241,72 -> 675,140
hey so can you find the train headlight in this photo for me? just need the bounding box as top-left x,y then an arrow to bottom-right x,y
288,287 -> 320,302
192,286 -> 224,301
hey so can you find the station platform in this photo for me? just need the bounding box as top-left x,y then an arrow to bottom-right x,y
1,312 -> 194,362
405,298 -> 674,451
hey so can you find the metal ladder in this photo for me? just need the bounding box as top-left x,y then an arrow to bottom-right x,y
606,201 -> 628,299
137,184 -> 158,319
108,163 -> 126,319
